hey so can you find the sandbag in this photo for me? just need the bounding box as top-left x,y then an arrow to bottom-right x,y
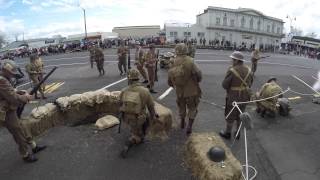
185,133 -> 242,180
95,115 -> 120,130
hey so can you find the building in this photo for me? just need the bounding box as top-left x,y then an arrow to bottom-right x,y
67,32 -> 118,42
112,25 -> 160,38
291,36 -> 320,49
165,6 -> 285,49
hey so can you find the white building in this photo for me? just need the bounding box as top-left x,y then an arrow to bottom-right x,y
112,25 -> 160,38
165,6 -> 285,49
67,32 -> 118,41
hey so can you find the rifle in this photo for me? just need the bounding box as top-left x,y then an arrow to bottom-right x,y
118,111 -> 124,133
128,48 -> 131,70
16,66 -> 58,118
155,49 -> 159,81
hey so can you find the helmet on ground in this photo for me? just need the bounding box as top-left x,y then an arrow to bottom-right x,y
278,98 -> 290,116
267,77 -> 277,83
207,146 -> 226,162
175,43 -> 188,55
127,69 -> 140,80
1,59 -> 19,75
230,51 -> 244,61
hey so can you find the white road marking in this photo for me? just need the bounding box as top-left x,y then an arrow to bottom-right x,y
99,78 -> 127,90
312,76 -> 319,81
16,82 -> 31,89
158,87 -> 173,100
291,75 -> 320,95
260,62 -> 313,69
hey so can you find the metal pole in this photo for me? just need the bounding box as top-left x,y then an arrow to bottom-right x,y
244,127 -> 249,180
83,8 -> 88,39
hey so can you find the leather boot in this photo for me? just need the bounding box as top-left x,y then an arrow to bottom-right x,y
180,118 -> 185,129
23,153 -> 38,163
219,124 -> 232,140
186,119 -> 194,136
120,140 -> 134,159
32,145 -> 47,154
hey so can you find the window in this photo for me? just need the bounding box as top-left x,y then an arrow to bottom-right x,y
267,25 -> 270,32
257,20 -> 261,31
250,18 -> 253,29
223,16 -> 227,26
170,31 -> 177,37
184,32 -> 191,37
230,19 -> 235,27
272,23 -> 275,33
216,17 -> 220,25
241,16 -> 245,28
197,32 -> 205,37
277,27 -> 280,34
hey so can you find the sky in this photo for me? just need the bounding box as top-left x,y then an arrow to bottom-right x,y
0,0 -> 319,41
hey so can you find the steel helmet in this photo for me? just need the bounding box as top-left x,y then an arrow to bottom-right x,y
1,59 -> 19,75
230,51 -> 244,61
267,77 -> 277,83
175,43 -> 188,55
127,69 -> 140,80
207,146 -> 226,162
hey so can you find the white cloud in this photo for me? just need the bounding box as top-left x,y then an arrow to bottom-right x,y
0,0 -> 15,9
4,0 -> 320,39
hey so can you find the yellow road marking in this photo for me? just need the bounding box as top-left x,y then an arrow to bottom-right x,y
46,82 -> 65,94
288,96 -> 301,100
44,82 -> 58,92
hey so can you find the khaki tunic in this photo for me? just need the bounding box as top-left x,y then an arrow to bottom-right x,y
120,83 -> 156,143
135,47 -> 147,80
168,55 -> 202,119
256,82 -> 283,112
117,46 -> 128,73
222,64 -> 253,123
0,75 -> 32,156
145,50 -> 157,88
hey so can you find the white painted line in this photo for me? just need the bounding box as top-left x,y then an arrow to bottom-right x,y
16,82 -> 31,89
312,76 -> 319,81
291,75 -> 320,95
195,59 -> 229,62
260,62 -> 313,69
158,87 -> 173,100
43,62 -> 88,68
99,78 -> 127,90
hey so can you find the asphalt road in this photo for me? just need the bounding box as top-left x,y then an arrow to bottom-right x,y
1,48 -> 320,180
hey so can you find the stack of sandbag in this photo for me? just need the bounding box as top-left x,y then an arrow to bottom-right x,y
95,115 -> 120,130
185,133 -> 242,180
146,102 -> 174,140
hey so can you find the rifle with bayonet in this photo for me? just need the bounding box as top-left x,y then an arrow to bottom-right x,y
155,49 -> 159,82
16,66 -> 58,118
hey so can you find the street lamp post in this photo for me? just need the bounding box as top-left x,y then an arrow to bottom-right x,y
286,15 -> 296,41
82,8 -> 88,40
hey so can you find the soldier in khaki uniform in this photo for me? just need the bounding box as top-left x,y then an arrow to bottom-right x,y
0,60 -> 46,163
117,42 -> 128,76
25,55 -> 46,99
134,43 -> 148,83
168,43 -> 202,135
144,44 -> 157,93
220,51 -> 253,140
119,69 -> 157,158
90,46 -> 105,76
34,57 -> 45,93
251,48 -> 260,76
256,77 -> 283,118
88,46 -> 95,68
187,42 -> 196,58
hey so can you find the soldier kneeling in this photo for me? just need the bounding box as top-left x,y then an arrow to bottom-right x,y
119,69 -> 158,158
255,77 -> 283,118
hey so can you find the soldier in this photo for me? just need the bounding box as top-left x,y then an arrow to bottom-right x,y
25,55 -> 46,99
117,42 -> 128,76
88,45 -> 95,68
134,43 -> 148,84
186,42 -> 196,58
0,60 -> 46,163
34,56 -> 45,93
255,77 -> 283,118
119,69 -> 157,158
251,48 -> 270,76
144,44 -> 157,93
90,46 -> 105,76
168,43 -> 202,135
220,51 -> 253,140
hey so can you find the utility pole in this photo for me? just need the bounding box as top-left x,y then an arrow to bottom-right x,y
82,8 -> 88,40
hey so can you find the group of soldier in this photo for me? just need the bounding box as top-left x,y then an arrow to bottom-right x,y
0,41 -> 285,162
